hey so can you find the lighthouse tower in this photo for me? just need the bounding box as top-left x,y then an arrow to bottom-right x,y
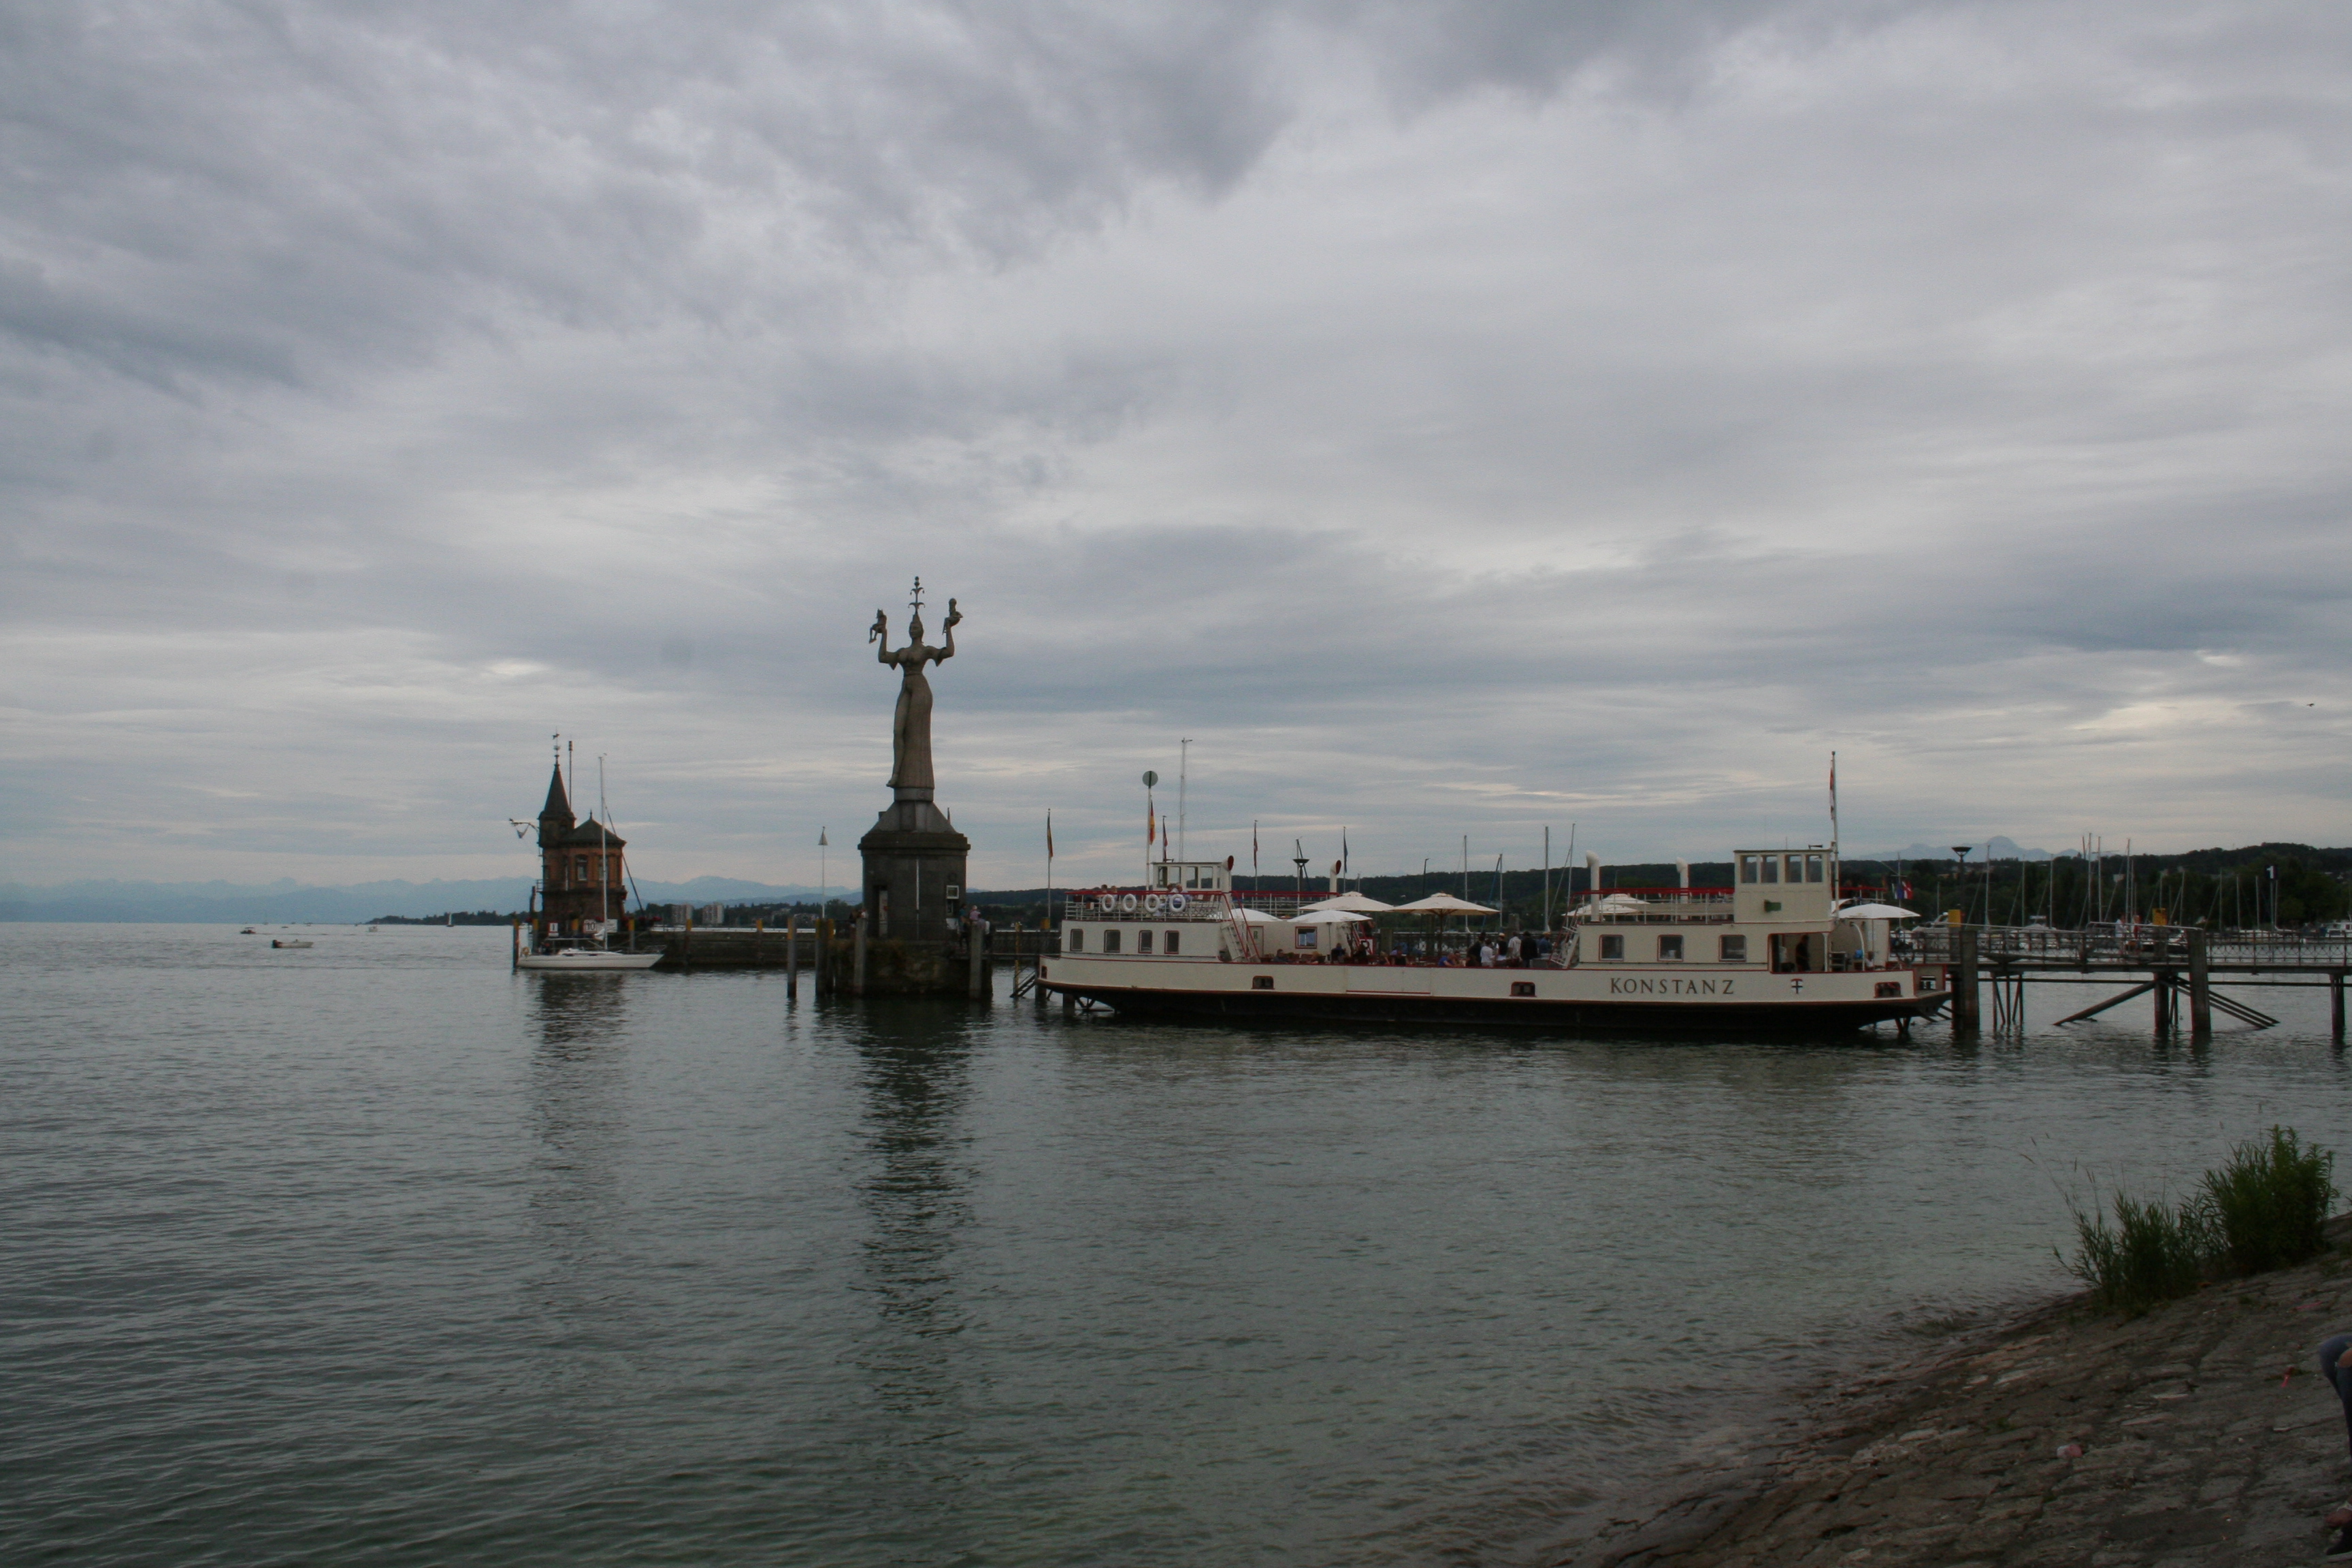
533,761 -> 629,941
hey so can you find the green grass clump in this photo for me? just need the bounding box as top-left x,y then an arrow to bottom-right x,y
2067,1192 -> 2216,1314
2202,1126 -> 2336,1275
2064,1126 -> 2340,1315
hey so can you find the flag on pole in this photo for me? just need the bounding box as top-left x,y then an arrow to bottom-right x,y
1046,811 -> 1054,860
819,828 -> 828,847
1342,828 -> 1349,877
1147,803 -> 1155,847
1252,819 -> 1259,884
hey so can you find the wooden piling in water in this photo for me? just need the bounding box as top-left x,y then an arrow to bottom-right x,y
787,915 -> 799,1000
853,913 -> 867,997
2187,930 -> 2212,1035
968,921 -> 987,1002
2333,970 -> 2345,1042
1952,926 -> 1980,1032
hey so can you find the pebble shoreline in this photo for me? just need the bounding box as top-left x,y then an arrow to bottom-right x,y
1559,1219 -> 2352,1567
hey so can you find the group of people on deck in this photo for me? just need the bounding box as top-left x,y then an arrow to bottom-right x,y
1263,930 -> 1561,966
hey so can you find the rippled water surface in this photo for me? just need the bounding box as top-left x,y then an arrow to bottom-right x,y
6,924 -> 2347,1564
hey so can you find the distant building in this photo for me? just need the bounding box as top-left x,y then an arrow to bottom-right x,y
698,902 -> 728,926
534,764 -> 629,939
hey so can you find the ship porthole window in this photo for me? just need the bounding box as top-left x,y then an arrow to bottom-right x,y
1720,934 -> 1748,963
1806,854 -> 1825,884
1164,930 -> 1181,955
1103,929 -> 1122,954
1138,930 -> 1154,954
1740,855 -> 1759,883
1658,935 -> 1684,961
1599,934 -> 1624,961
1068,928 -> 1084,953
1761,857 -> 1779,885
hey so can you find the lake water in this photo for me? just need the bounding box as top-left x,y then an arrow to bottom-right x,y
5,924 -> 2346,1565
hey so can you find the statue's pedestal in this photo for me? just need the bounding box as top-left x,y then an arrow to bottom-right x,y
852,789 -> 971,995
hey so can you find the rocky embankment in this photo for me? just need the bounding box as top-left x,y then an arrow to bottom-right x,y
1565,1219 -> 2352,1567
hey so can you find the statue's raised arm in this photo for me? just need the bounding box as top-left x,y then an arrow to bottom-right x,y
938,598 -> 961,662
870,609 -> 891,662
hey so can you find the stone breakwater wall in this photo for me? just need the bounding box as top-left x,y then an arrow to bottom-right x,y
1563,1217 -> 2352,1568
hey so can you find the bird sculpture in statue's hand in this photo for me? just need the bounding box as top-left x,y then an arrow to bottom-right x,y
868,609 -> 888,644
944,598 -> 962,632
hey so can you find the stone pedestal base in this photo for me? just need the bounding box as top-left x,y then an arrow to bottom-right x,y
855,789 -> 970,995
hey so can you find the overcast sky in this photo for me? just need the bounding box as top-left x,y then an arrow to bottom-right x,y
5,0 -> 2348,890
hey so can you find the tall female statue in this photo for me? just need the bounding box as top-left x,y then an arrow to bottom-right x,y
868,587 -> 960,794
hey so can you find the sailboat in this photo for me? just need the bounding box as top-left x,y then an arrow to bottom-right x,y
518,749 -> 660,972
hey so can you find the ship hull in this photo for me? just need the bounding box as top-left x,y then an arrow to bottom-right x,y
1039,958 -> 1938,1036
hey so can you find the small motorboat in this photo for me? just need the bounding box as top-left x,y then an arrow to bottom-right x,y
241,927 -> 257,934
517,945 -> 660,972
272,938 -> 314,949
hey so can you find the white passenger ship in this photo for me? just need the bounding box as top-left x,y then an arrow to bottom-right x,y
1041,851 -> 1940,1033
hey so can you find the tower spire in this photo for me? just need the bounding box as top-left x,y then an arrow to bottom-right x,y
538,732 -> 575,847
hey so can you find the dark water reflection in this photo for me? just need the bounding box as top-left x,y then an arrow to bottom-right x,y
4,925 -> 2349,1566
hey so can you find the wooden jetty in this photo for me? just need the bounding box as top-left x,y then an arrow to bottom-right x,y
1905,926 -> 2350,1036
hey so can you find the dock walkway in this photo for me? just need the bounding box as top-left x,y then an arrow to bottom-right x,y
1905,928 -> 2350,1036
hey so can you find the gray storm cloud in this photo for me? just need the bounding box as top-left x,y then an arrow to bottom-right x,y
3,0 -> 2347,888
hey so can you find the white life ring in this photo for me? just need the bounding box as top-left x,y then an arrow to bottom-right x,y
1097,896 -> 1117,915
1120,893 -> 1139,913
1143,894 -> 1164,913
1168,893 -> 1188,913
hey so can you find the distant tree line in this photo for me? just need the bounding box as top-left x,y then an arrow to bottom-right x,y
966,842 -> 2352,931
368,910 -> 522,926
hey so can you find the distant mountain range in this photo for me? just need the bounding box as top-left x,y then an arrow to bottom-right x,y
1865,837 -> 2057,863
0,877 -> 830,924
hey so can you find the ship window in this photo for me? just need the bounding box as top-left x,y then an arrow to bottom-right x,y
1740,855 -> 1760,883
1102,928 -> 1121,953
1138,930 -> 1154,954
1252,975 -> 1274,990
1164,930 -> 1181,955
1068,928 -> 1084,952
1720,934 -> 1748,962
1658,935 -> 1684,961
1511,981 -> 1535,997
1761,857 -> 1779,885
1806,854 -> 1825,883
1599,934 -> 1624,960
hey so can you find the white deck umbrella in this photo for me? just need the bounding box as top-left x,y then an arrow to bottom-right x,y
1301,892 -> 1395,913
1227,906 -> 1288,923
1835,901 -> 1918,965
1391,893 -> 1497,915
1392,890 -> 1498,949
1570,894 -> 1648,917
